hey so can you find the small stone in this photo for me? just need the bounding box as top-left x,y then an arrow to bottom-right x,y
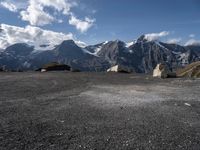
184,103 -> 191,107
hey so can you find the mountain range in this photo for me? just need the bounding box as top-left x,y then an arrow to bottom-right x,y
0,35 -> 200,73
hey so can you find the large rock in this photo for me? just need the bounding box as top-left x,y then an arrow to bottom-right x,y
153,64 -> 170,78
107,65 -> 132,73
38,62 -> 71,72
0,66 -> 7,72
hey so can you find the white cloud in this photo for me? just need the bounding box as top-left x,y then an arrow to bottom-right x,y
0,1 -> 18,12
75,41 -> 87,48
145,31 -> 170,41
0,24 -> 74,50
0,0 -> 95,32
185,39 -> 200,46
1,0 -> 95,33
69,15 -> 95,33
20,0 -> 55,26
166,38 -> 182,44
0,0 -> 27,11
189,34 -> 195,38
38,0 -> 77,15
19,0 -> 78,26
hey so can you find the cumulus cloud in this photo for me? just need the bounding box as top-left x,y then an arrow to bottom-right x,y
166,38 -> 182,44
38,0 -> 77,15
185,39 -> 200,46
0,0 -> 95,32
0,24 -> 74,50
69,15 -> 95,33
145,31 -> 170,41
0,1 -> 18,12
20,0 -> 55,26
19,0 -> 77,26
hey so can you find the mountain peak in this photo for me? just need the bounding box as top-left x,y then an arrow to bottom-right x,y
60,40 -> 76,46
5,43 -> 34,55
53,40 -> 85,58
55,40 -> 80,51
113,40 -> 124,44
6,43 -> 32,49
136,35 -> 148,43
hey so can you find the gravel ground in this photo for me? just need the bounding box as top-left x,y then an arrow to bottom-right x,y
0,72 -> 200,150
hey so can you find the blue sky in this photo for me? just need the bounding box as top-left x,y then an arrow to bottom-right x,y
0,0 -> 200,48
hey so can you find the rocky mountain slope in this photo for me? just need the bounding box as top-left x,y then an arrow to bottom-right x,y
0,35 -> 200,73
176,61 -> 200,77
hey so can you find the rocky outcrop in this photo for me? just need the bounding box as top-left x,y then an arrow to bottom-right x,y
0,67 -> 3,72
38,62 -> 71,72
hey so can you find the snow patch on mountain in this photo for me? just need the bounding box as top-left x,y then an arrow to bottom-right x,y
82,48 -> 99,57
89,41 -> 109,56
104,41 -> 108,45
172,51 -> 181,55
75,41 -> 87,48
23,61 -> 31,68
126,41 -> 136,48
155,41 -> 169,51
172,51 -> 190,65
128,49 -> 134,53
94,47 -> 102,55
178,53 -> 190,65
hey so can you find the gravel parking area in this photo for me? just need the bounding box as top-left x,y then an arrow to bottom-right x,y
0,72 -> 200,150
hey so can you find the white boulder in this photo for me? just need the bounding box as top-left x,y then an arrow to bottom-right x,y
153,64 -> 170,78
41,69 -> 47,72
107,65 -> 132,73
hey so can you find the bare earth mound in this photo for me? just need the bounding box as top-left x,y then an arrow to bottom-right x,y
0,72 -> 200,150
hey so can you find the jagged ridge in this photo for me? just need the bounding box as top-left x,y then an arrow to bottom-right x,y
0,35 -> 200,73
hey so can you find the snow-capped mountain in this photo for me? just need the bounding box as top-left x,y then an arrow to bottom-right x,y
85,41 -> 109,55
24,40 -> 109,71
0,43 -> 34,70
0,35 -> 200,72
